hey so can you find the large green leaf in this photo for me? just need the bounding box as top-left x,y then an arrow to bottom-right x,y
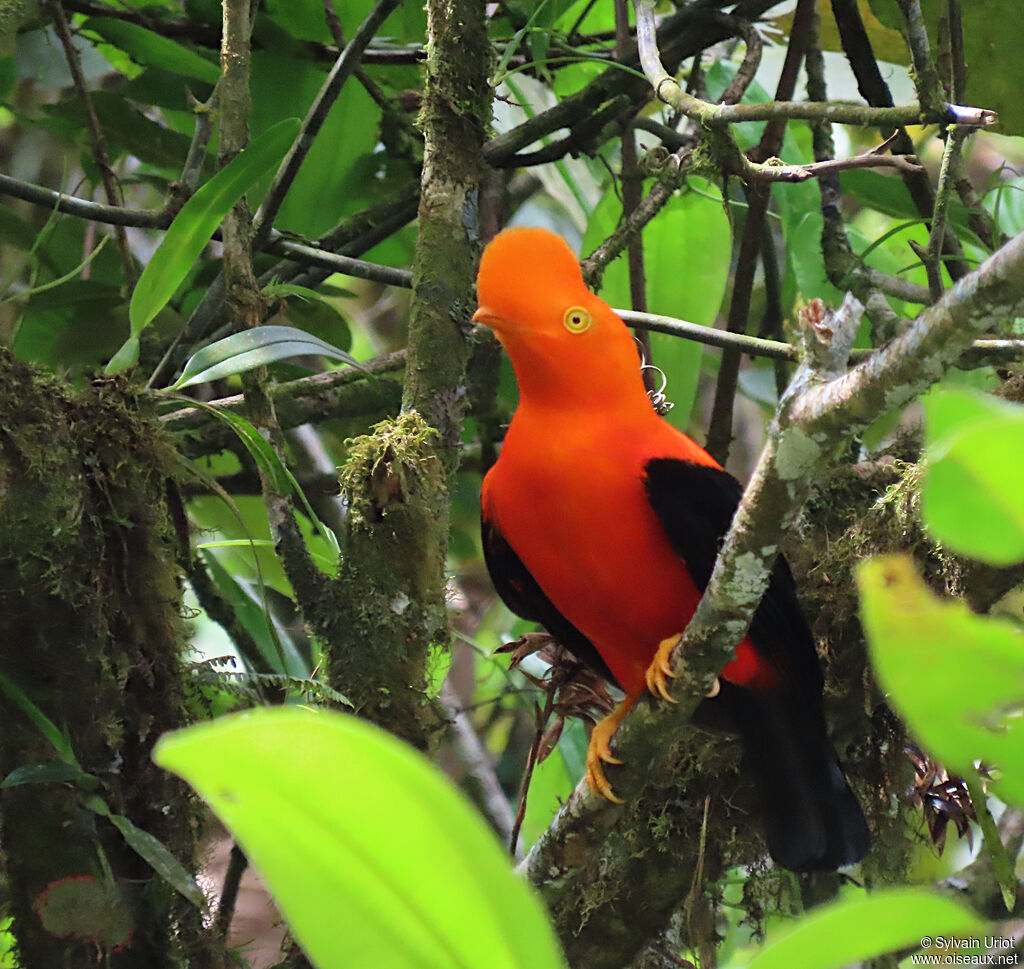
858,554 -> 1024,807
922,387 -> 1024,565
745,888 -> 984,969
868,0 -> 1024,134
154,708 -> 566,969
582,180 -> 731,427
249,52 -> 379,238
109,118 -> 300,373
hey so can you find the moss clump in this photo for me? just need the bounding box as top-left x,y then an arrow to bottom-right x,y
329,411 -> 449,749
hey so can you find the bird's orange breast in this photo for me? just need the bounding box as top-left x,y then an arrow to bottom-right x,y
484,409 -> 709,694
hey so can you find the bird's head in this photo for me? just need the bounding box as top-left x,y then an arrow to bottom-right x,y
473,227 -> 647,410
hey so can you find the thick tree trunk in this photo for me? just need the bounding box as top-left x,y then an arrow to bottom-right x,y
0,351 -> 208,968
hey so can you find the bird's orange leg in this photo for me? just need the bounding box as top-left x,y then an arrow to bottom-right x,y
585,690 -> 641,803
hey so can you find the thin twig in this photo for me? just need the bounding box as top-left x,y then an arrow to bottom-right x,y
510,690 -> 557,857
921,126 -> 967,301
743,149 -> 925,182
45,0 -> 136,286
253,0 -> 401,245
896,0 -> 946,116
711,12 -> 762,106
440,681 -> 517,849
708,0 -> 816,464
946,0 -> 966,104
178,96 -> 216,196
213,842 -> 249,939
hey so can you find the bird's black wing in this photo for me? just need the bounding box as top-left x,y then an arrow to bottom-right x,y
641,457 -> 821,691
643,457 -> 869,871
481,514 -> 617,684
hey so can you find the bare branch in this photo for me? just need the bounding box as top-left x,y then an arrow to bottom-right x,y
44,0 -> 136,286
633,0 -> 996,130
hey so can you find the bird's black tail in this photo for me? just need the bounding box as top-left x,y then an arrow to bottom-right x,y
712,682 -> 870,872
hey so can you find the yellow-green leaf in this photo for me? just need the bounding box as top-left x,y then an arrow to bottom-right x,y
154,708 -> 566,969
857,555 -> 1024,807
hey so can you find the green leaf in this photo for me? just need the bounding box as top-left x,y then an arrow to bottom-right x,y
922,388 -> 1024,564
745,888 -> 985,969
86,797 -> 206,909
583,179 -> 731,427
81,18 -> 221,84
249,53 -> 379,238
154,708 -> 566,969
200,548 -> 307,677
1,761 -> 91,789
103,335 -> 140,375
0,673 -> 78,766
171,325 -> 359,389
112,117 -> 300,371
33,876 -> 134,952
857,555 -> 1024,807
176,399 -> 340,566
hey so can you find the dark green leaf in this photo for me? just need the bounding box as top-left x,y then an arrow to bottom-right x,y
43,92 -> 193,170
1,761 -> 90,789
0,673 -> 78,766
86,797 -> 206,909
112,118 -> 299,371
250,52 -> 379,237
81,18 -> 220,83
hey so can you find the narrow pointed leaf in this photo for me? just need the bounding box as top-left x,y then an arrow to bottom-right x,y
124,118 -> 299,348
1,761 -> 90,789
86,797 -> 206,910
82,18 -> 221,84
171,325 -> 358,390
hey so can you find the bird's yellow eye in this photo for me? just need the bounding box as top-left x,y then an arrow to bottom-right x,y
563,306 -> 592,334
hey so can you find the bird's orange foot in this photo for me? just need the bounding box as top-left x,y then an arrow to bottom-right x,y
645,634 -> 680,703
584,694 -> 638,803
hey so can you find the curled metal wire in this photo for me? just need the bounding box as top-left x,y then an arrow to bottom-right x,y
635,338 -> 675,415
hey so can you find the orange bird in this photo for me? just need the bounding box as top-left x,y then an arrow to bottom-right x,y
475,227 -> 869,871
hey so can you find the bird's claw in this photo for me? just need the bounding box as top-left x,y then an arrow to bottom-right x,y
645,634 -> 680,703
584,701 -> 631,803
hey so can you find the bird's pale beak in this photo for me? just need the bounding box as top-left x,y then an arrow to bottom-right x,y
472,307 -> 504,329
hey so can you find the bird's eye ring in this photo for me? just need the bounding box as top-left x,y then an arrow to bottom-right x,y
563,306 -> 592,334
